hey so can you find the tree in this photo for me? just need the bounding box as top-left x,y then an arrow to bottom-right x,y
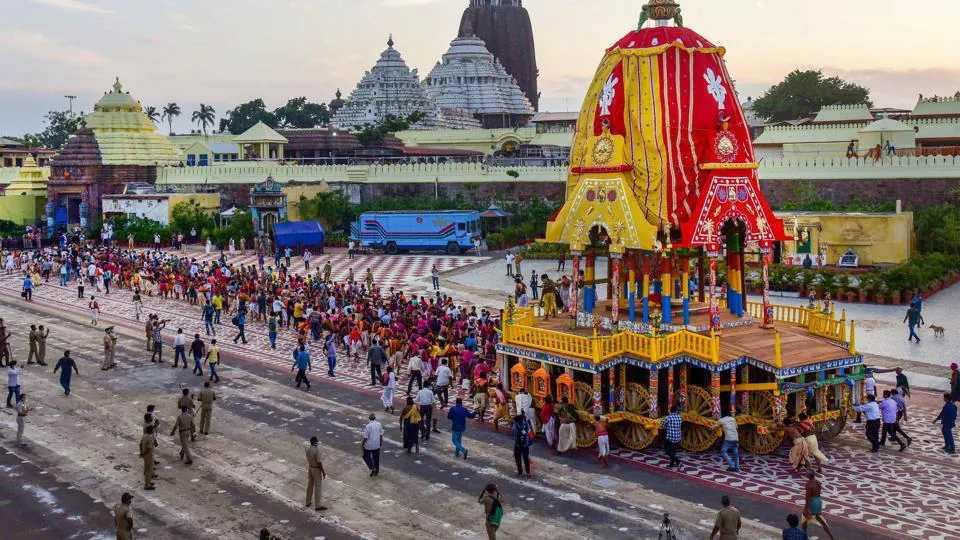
191,104 -> 216,136
170,200 -> 215,235
22,110 -> 82,149
274,97 -> 331,128
353,112 -> 425,146
298,191 -> 352,229
753,70 -> 872,123
219,99 -> 277,134
144,106 -> 160,124
161,102 -> 181,135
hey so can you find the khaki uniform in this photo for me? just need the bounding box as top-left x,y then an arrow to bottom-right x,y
102,332 -> 117,370
198,388 -> 215,434
305,445 -> 323,508
177,395 -> 196,415
36,329 -> 49,365
170,412 -> 195,463
139,433 -> 156,487
144,320 -> 154,351
322,264 -> 331,282
27,329 -> 38,364
114,503 -> 133,540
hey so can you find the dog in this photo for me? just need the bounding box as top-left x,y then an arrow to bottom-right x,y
930,325 -> 945,339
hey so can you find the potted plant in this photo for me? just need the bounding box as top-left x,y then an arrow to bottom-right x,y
815,271 -> 837,298
835,273 -> 853,301
857,273 -> 876,303
799,270 -> 815,298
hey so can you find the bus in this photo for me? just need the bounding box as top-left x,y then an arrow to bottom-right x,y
351,210 -> 481,255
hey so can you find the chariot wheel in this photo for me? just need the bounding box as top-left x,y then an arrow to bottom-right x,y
611,383 -> 655,450
573,382 -> 597,447
813,403 -> 846,442
739,391 -> 783,455
676,386 -> 719,452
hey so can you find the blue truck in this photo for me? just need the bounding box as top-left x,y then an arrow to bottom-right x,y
351,210 -> 481,255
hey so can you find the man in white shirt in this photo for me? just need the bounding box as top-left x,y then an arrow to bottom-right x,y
505,253 -> 515,276
348,240 -> 356,260
407,354 -> 424,395
6,361 -> 22,407
718,414 -> 740,472
361,413 -> 383,476
416,381 -> 436,440
172,328 -> 187,369
435,359 -> 453,408
515,389 -> 535,432
852,394 -> 882,452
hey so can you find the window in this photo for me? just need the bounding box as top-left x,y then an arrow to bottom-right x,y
457,222 -> 466,231
199,154 -> 209,166
186,154 -> 196,166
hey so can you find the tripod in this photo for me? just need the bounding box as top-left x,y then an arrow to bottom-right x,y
658,512 -> 677,540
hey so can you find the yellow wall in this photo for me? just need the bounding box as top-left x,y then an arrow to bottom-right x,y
0,195 -> 47,225
778,211 -> 914,265
284,182 -> 331,222
167,194 -> 221,221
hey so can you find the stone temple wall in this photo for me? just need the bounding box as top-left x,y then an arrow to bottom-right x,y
758,177 -> 960,210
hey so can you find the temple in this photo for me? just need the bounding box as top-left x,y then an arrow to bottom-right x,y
331,35 -> 439,130
497,1 -> 863,457
459,0 -> 538,110
423,30 -> 534,129
45,78 -> 181,229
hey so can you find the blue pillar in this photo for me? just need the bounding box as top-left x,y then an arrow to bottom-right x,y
683,297 -> 690,326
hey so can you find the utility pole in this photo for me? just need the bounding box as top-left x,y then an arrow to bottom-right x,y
64,95 -> 77,116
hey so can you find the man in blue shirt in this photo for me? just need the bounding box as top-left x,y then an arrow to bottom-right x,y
447,398 -> 477,459
934,392 -> 957,454
291,345 -> 311,390
661,405 -> 682,468
782,513 -> 809,540
21,276 -> 33,301
232,312 -> 247,344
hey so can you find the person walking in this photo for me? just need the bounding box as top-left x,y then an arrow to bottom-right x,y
202,301 -> 216,336
6,360 -> 22,408
557,251 -> 565,271
101,327 -> 117,371
190,334 -> 205,376
407,352 -> 424,395
88,296 -> 101,325
305,436 -> 328,511
797,413 -> 829,471
381,366 -> 396,414
802,470 -> 836,540
15,393 -> 30,447
361,413 -> 383,477
784,418 -> 810,471
198,381 -> 216,435
903,304 -> 924,343
448,397 -> 477,459
140,426 -> 157,490
431,265 -> 440,292
950,363 -> 960,402
169,405 -> 195,465
491,383 -> 510,432
934,392 -> 957,454
416,380 -> 435,441
478,483 -> 504,540
512,414 -> 532,477
205,339 -> 221,383
399,397 -> 421,454
172,328 -> 187,369
895,368 -> 911,399
114,493 -> 135,540
367,339 -> 385,387
150,317 -> 166,363
879,390 -> 909,450
595,415 -> 609,468
852,394 -> 882,452
709,495 -> 742,540
324,331 -> 337,377
718,413 -> 740,472
661,405 -> 682,468
53,350 -> 79,396
232,311 -> 247,344
291,344 -> 312,390
435,358 -> 453,408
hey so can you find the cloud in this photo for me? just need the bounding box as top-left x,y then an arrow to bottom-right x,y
175,23 -> 202,33
31,0 -> 115,14
0,30 -> 107,67
819,67 -> 960,109
381,0 -> 445,6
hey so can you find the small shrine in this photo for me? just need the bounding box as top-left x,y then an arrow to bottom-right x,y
250,176 -> 287,237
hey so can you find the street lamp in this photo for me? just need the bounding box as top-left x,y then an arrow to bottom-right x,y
64,95 -> 77,116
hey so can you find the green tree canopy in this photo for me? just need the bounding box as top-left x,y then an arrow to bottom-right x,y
353,112 -> 426,146
753,70 -> 872,123
22,110 -> 82,149
219,99 -> 278,134
169,201 -> 215,235
274,97 -> 330,129
191,104 -> 217,136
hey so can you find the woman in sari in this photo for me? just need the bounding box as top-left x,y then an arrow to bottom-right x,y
784,418 -> 809,472
399,396 -> 421,453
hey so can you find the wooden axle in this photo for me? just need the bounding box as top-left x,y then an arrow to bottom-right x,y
718,382 -> 778,392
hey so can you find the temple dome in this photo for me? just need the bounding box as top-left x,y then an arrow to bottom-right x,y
81,78 -> 182,166
331,35 -> 439,130
423,33 -> 534,127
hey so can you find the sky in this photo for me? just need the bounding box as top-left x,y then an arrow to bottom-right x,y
2,0 -> 960,136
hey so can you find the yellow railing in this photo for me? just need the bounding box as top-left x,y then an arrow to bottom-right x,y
807,312 -> 846,341
507,324 -> 594,360
745,301 -> 809,326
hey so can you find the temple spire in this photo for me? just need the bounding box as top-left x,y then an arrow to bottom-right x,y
639,1 -> 683,29
112,77 -> 123,93
387,34 -> 394,48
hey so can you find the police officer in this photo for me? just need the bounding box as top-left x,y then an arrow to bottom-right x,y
36,325 -> 49,366
114,492 -> 134,540
198,382 -> 216,435
139,426 -> 157,490
305,436 -> 327,511
27,325 -> 39,365
169,406 -> 195,465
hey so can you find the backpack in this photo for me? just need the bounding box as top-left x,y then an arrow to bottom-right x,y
231,316 -> 239,326
488,499 -> 503,527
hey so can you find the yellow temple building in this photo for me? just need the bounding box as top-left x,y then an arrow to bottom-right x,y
0,155 -> 48,225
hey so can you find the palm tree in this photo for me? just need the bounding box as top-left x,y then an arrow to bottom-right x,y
161,102 -> 181,135
144,106 -> 160,124
192,104 -> 216,136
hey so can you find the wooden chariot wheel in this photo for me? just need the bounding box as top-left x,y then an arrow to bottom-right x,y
573,382 -> 598,447
611,383 -> 656,450
739,391 -> 783,455
676,386 -> 720,452
813,394 -> 847,442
